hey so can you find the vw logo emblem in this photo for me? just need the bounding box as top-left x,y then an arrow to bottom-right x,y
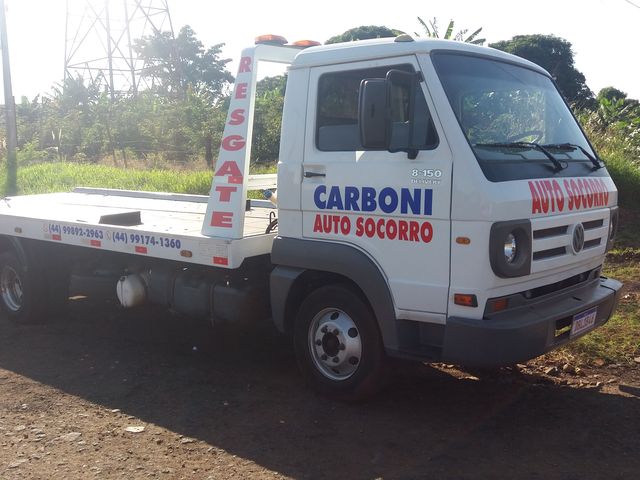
571,223 -> 585,255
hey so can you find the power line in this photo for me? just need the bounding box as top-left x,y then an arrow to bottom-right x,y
624,0 -> 640,9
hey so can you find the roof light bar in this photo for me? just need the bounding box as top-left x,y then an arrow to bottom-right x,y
255,34 -> 288,45
292,39 -> 321,48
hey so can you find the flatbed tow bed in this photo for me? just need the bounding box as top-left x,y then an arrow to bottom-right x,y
0,183 -> 277,269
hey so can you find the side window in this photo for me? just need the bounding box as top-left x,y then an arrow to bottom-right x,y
316,64 -> 438,151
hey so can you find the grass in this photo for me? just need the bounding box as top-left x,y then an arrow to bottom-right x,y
564,209 -> 640,365
0,162 -> 277,197
602,152 -> 640,211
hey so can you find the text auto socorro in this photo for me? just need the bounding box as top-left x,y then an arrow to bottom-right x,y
312,186 -> 435,244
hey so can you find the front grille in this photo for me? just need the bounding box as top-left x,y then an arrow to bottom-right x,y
530,209 -> 609,273
533,246 -> 566,260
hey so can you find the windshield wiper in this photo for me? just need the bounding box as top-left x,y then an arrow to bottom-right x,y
474,142 -> 566,172
542,143 -> 603,170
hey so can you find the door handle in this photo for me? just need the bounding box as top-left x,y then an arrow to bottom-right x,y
304,171 -> 326,178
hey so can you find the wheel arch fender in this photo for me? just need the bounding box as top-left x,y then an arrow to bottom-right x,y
0,235 -> 30,267
270,237 -> 399,351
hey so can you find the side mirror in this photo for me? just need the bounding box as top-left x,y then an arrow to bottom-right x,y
358,70 -> 423,159
358,78 -> 388,149
386,69 -> 420,159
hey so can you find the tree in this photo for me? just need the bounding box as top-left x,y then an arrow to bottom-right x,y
134,25 -> 233,100
325,26 -> 403,44
252,75 -> 287,163
416,17 -> 485,45
597,87 -> 627,103
490,35 -> 593,107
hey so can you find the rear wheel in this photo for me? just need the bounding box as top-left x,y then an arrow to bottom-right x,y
294,285 -> 386,401
0,251 -> 46,323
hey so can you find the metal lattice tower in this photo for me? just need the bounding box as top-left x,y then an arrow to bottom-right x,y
64,0 -> 175,98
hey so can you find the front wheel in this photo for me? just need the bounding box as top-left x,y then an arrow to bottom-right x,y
294,285 -> 386,401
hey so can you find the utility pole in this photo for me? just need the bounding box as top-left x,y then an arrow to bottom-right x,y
0,0 -> 17,195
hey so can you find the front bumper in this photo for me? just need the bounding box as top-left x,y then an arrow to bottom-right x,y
441,277 -> 623,368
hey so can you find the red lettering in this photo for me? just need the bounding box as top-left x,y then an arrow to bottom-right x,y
355,217 -> 364,237
543,180 -> 555,212
599,179 -> 610,205
238,56 -> 252,73
235,83 -> 248,99
211,212 -> 233,228
215,161 -> 243,184
376,219 -> 385,239
221,135 -> 246,152
420,222 -> 433,243
552,180 -> 565,212
534,181 -> 549,214
399,221 -> 409,241
529,181 -> 542,214
570,179 -> 581,209
215,186 -> 237,202
229,109 -> 245,125
340,217 -> 351,235
313,214 -> 323,233
564,180 -> 574,210
577,179 -> 587,209
386,220 -> 397,240
365,218 -> 375,238
409,222 -> 419,242
323,215 -> 332,233
332,215 -> 341,233
584,180 -> 593,208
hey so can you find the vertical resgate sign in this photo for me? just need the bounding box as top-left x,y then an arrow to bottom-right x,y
201,43 -> 300,243
202,48 -> 258,240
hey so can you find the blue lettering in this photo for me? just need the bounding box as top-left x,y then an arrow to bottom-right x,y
313,186 -> 433,215
326,186 -> 344,210
423,189 -> 433,215
362,187 -> 377,212
314,185 -> 327,209
400,188 -> 421,215
344,186 -> 360,211
379,187 -> 398,214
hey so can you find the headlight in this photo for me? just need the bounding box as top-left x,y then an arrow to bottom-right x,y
504,233 -> 517,263
489,220 -> 532,278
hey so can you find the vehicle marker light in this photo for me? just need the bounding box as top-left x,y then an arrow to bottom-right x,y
292,40 -> 321,47
454,293 -> 478,307
14,227 -> 22,234
255,34 -> 288,45
488,297 -> 509,312
456,236 -> 471,245
180,250 -> 193,258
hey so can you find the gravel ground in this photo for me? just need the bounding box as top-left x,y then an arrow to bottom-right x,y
0,292 -> 639,480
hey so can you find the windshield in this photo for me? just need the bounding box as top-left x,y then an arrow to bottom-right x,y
431,52 -> 607,182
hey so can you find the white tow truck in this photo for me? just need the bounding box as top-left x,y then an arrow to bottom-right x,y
0,34 -> 622,399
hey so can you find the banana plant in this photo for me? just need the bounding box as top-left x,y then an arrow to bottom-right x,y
416,17 -> 485,45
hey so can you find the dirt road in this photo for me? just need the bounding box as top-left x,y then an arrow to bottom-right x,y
1,291 -> 639,479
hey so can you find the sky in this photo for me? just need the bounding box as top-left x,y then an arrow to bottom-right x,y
1,0 -> 640,101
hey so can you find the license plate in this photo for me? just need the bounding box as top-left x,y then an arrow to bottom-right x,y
570,307 -> 598,337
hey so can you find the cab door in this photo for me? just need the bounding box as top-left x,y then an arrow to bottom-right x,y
300,55 -> 453,320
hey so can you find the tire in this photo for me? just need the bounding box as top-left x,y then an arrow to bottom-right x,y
294,284 -> 387,401
0,250 -> 47,323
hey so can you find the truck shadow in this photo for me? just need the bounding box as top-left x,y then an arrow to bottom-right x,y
0,296 -> 638,479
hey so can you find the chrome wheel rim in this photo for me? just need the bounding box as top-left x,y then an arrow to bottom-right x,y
308,308 -> 362,381
1,265 -> 23,312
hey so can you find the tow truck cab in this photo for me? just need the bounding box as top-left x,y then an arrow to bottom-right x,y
270,35 -> 622,392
